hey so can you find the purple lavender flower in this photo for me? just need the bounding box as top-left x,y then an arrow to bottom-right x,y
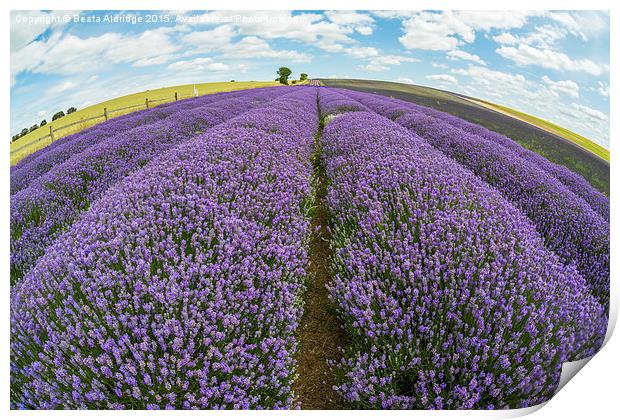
10,86 -> 607,410
11,87 -> 319,409
338,88 -> 609,221
337,89 -> 609,309
11,92 -> 223,195
10,87 -> 294,285
320,105 -> 605,409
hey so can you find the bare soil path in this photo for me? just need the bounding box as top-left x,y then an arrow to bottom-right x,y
294,123 -> 347,410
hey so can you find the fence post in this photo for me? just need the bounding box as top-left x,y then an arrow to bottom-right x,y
175,92 -> 178,101
103,107 -> 109,120
145,98 -> 150,109
49,125 -> 54,142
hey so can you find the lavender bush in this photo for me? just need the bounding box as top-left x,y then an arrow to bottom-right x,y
11,87 -> 289,195
11,101 -> 187,193
321,110 -> 605,409
317,89 -> 369,120
11,88 -> 258,173
338,90 -> 609,308
10,88 -> 290,285
340,89 -> 609,221
10,87 -> 319,409
10,85 -> 608,410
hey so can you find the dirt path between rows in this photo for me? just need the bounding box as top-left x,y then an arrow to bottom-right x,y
293,122 -> 347,409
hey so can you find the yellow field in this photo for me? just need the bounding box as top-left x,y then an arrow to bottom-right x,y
10,81 -> 280,165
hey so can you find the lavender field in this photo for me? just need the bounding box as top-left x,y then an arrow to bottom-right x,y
10,85 -> 609,409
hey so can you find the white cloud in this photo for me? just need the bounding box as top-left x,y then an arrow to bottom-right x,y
546,12 -> 586,39
10,10 -> 75,51
11,28 -> 181,81
11,24 -> 310,85
571,103 -> 608,122
105,27 -> 180,67
493,32 -> 518,45
182,25 -> 237,53
491,20 -> 609,77
371,11 -> 418,20
16,32 -> 119,75
453,66 -> 528,91
133,55 -> 176,67
496,44 -> 608,76
37,110 -> 47,117
522,25 -> 568,48
218,36 -> 311,63
190,11 -> 353,47
380,55 -> 418,65
493,26 -> 567,51
181,24 -> 312,63
10,32 -> 58,84
456,11 -> 537,31
399,11 -> 474,51
397,11 -> 536,51
447,50 -> 485,65
317,40 -> 416,71
346,46 -> 379,59
541,75 -> 580,98
46,81 -> 78,95
597,81 -> 610,97
11,11 -> 51,51
179,11 -> 375,60
559,103 -> 609,144
324,11 -> 375,35
426,74 -> 458,85
396,77 -> 415,84
546,11 -> 609,41
10,10 -> 610,148
10,10 -> 407,85
356,26 -> 373,36
359,64 -> 384,72
360,55 -> 418,72
167,57 -> 230,72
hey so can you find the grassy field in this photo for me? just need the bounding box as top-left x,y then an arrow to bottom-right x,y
10,80 -> 280,165
467,98 -> 609,161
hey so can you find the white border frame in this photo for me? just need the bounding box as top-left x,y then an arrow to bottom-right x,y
3,1 -> 616,418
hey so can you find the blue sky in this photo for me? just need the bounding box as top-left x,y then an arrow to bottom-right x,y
10,10 -> 610,147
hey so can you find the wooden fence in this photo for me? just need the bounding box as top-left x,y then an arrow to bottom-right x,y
10,91 -> 197,157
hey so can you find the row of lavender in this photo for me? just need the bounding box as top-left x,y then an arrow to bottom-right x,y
336,89 -> 610,309
10,87 -> 292,285
339,89 -> 610,221
11,87 -> 288,195
317,89 -> 606,408
10,85 -> 608,409
10,87 -> 320,408
11,102 -> 166,172
11,97 -> 189,193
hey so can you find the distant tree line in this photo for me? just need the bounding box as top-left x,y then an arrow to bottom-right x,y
11,106 -> 78,143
